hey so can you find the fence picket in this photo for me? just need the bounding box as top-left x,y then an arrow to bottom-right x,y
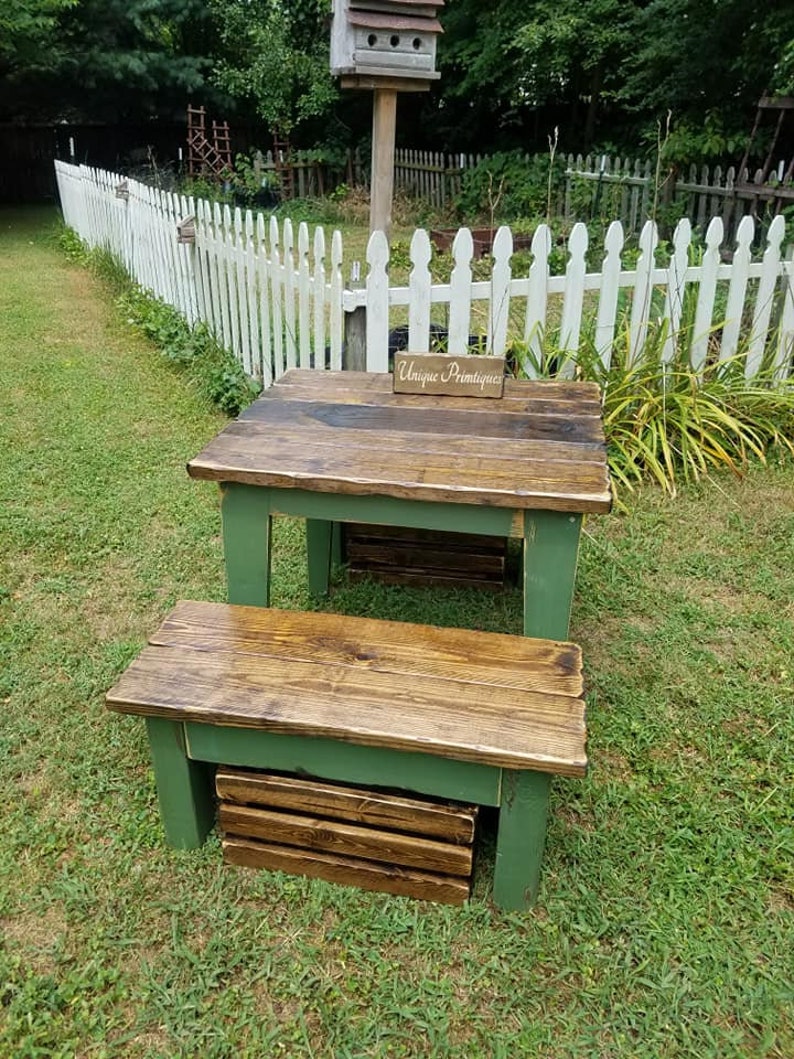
558,223 -> 588,376
234,209 -> 252,375
330,230 -> 344,370
282,219 -> 297,370
297,222 -> 312,369
773,248 -> 794,381
719,215 -> 754,365
523,224 -> 551,375
409,229 -> 433,352
366,230 -> 390,371
487,227 -> 513,356
691,217 -> 723,375
244,210 -> 261,379
313,226 -> 327,370
595,221 -> 625,368
256,214 -> 273,387
661,218 -> 691,365
448,227 -> 474,355
629,220 -> 659,363
746,214 -> 785,378
269,215 -> 284,379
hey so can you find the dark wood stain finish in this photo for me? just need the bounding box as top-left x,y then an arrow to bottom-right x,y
106,600 -> 588,776
216,767 -> 478,903
216,768 -> 478,842
222,838 -> 472,904
188,369 -> 612,514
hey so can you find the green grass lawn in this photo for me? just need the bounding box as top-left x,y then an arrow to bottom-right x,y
1,206 -> 792,1058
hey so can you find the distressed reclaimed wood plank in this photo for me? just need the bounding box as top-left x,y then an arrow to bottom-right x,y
347,569 -> 503,591
265,369 -> 604,408
188,441 -> 611,511
248,386 -> 604,420
220,412 -> 607,464
222,838 -> 471,904
106,602 -> 587,776
108,653 -> 587,773
219,804 -> 474,875
215,768 -> 478,842
345,542 -> 505,575
345,524 -> 507,553
150,602 -> 584,698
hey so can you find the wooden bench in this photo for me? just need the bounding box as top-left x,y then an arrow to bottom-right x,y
106,600 -> 587,910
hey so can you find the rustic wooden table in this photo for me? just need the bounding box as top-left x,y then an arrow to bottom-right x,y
188,368 -> 612,640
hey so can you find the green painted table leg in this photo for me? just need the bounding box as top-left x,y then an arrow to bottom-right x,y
306,519 -> 333,596
493,770 -> 552,911
523,511 -> 582,639
221,483 -> 272,606
145,718 -> 215,849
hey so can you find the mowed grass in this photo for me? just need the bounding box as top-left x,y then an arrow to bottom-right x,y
1,206 -> 792,1057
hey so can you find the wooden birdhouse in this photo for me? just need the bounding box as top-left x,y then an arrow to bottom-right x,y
330,0 -> 444,81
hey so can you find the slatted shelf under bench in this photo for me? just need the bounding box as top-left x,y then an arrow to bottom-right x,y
105,599 -> 587,910
218,768 -> 478,904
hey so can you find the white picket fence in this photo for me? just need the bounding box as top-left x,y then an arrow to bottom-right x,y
55,160 -> 794,384
56,161 -> 345,384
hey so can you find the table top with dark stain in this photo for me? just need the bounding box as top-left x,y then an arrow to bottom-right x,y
187,369 -> 612,513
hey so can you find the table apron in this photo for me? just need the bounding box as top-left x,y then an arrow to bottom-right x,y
184,722 -> 504,806
256,485 -> 523,537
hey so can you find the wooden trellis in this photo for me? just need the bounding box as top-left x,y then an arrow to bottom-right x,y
187,105 -> 232,180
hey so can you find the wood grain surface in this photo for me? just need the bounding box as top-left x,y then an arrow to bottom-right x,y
344,523 -> 507,589
187,369 -> 611,513
219,804 -> 474,875
222,838 -> 471,904
106,600 -> 588,775
216,768 -> 478,842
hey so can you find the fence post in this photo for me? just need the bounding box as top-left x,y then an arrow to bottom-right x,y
343,261 -> 367,371
343,306 -> 367,370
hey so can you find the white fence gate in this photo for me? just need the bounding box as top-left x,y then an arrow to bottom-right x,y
55,161 -> 794,385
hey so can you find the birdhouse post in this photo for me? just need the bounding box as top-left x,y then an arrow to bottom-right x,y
330,0 -> 444,238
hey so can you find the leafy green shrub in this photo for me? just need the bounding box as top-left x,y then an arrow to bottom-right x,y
454,151 -> 566,223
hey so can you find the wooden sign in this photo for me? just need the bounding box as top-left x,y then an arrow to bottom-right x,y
393,352 -> 505,398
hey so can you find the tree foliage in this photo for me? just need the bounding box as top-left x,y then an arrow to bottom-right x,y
210,0 -> 336,136
2,0 -> 794,165
434,0 -> 794,159
1,0 -> 215,121
0,0 -> 77,69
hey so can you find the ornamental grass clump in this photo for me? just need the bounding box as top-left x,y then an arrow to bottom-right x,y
602,344 -> 794,497
520,317 -> 794,499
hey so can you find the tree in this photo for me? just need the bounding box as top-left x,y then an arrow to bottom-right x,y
512,0 -> 643,148
210,0 -> 336,137
0,0 -> 216,122
0,0 -> 77,74
617,0 -> 794,160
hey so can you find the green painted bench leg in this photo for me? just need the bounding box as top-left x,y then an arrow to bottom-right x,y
306,518 -> 334,596
493,770 -> 551,911
331,521 -> 343,569
221,483 -> 272,606
523,511 -> 582,639
145,718 -> 215,849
